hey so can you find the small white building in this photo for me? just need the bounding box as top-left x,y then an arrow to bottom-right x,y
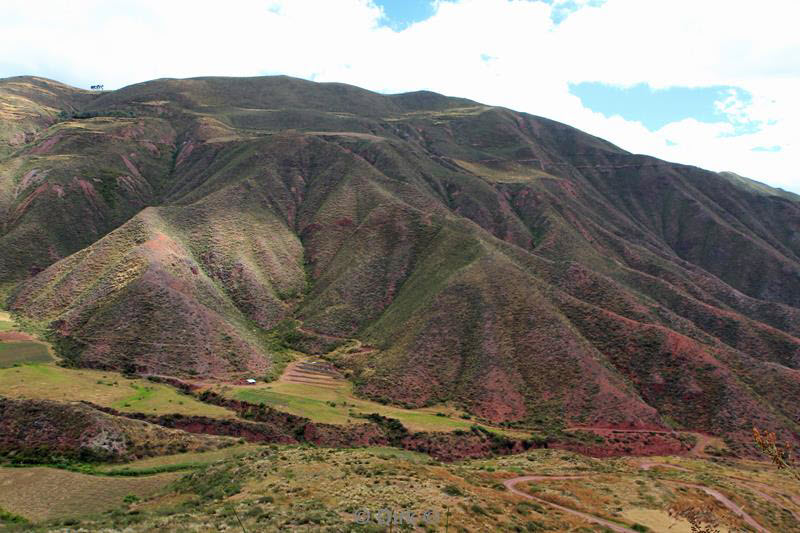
245,378 -> 257,384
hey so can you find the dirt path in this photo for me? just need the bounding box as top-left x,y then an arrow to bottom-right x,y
503,475 -> 638,533
639,462 -> 690,472
504,465 -> 771,533
689,433 -> 719,456
667,481 -> 768,532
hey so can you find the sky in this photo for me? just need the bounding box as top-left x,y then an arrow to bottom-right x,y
1,0 -> 798,193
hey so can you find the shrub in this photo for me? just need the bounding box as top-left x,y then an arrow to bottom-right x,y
470,503 -> 487,515
442,484 -> 463,496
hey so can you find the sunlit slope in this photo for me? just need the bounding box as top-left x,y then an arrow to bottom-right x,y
2,75 -> 799,452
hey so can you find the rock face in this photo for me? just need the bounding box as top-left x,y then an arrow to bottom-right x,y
2,75 -> 799,453
0,397 -> 235,462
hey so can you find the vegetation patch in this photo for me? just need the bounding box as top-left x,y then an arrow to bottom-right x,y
0,341 -> 52,367
0,364 -> 233,417
228,380 -> 526,436
0,466 -> 178,523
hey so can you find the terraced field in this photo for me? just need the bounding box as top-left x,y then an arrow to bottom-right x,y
96,443 -> 261,473
228,357 -> 529,437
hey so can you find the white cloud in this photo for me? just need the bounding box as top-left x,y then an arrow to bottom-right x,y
0,0 -> 797,192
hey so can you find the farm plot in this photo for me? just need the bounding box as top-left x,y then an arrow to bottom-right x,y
0,341 -> 53,367
0,467 -> 180,522
0,364 -> 234,418
228,358 -> 529,437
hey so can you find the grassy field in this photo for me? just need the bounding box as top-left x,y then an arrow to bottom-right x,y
227,380 -> 529,437
0,311 -> 12,331
56,445 -> 800,532
0,467 -> 179,522
97,444 -> 261,473
0,364 -> 234,418
0,311 -> 54,367
0,341 -> 52,367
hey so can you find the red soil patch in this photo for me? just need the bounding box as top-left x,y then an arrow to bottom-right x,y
0,332 -> 37,342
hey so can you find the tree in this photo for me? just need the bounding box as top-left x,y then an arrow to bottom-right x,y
752,428 -> 800,482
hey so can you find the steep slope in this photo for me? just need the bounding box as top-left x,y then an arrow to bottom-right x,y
0,76 -> 95,158
0,396 -> 235,462
2,75 -> 799,453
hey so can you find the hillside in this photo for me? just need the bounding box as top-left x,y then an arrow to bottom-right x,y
1,75 -> 799,454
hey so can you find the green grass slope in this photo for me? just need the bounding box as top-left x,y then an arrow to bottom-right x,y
2,75 -> 799,453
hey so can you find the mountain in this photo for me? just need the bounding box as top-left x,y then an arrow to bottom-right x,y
2,75 -> 799,453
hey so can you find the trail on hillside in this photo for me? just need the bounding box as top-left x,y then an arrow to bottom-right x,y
503,475 -> 639,533
503,463 -> 773,533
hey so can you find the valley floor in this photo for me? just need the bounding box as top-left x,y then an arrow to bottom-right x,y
2,446 -> 798,531
2,311 -> 798,531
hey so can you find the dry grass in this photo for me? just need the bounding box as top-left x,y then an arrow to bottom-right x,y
0,467 -> 179,522
5,446 -> 798,531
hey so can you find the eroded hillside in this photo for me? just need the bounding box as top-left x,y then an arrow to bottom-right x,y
2,75 -> 799,454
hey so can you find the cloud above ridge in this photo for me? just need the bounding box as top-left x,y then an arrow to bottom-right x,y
1,0 -> 797,192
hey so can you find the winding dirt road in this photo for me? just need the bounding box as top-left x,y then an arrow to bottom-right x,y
502,475 -> 639,533
503,463 -> 771,533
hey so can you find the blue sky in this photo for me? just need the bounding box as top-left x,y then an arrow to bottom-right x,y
1,0 -> 797,192
375,0 -> 435,29
569,83 -> 750,131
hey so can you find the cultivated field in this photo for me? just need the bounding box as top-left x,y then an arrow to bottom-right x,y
0,364 -> 234,418
0,341 -> 52,367
226,357 -> 530,437
0,311 -> 12,331
0,467 -> 179,523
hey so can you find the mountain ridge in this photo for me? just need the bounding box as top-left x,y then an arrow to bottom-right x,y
1,74 -> 798,454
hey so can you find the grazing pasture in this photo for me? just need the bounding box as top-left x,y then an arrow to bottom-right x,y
228,364 -> 528,437
0,364 -> 234,418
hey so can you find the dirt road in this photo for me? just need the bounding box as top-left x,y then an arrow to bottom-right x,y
503,463 -> 771,532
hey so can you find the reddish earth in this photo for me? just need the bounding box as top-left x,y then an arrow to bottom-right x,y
0,331 -> 37,342
553,430 -> 692,458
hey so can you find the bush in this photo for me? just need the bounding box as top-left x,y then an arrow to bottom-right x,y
442,484 -> 463,496
0,507 -> 27,524
470,503 -> 487,515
